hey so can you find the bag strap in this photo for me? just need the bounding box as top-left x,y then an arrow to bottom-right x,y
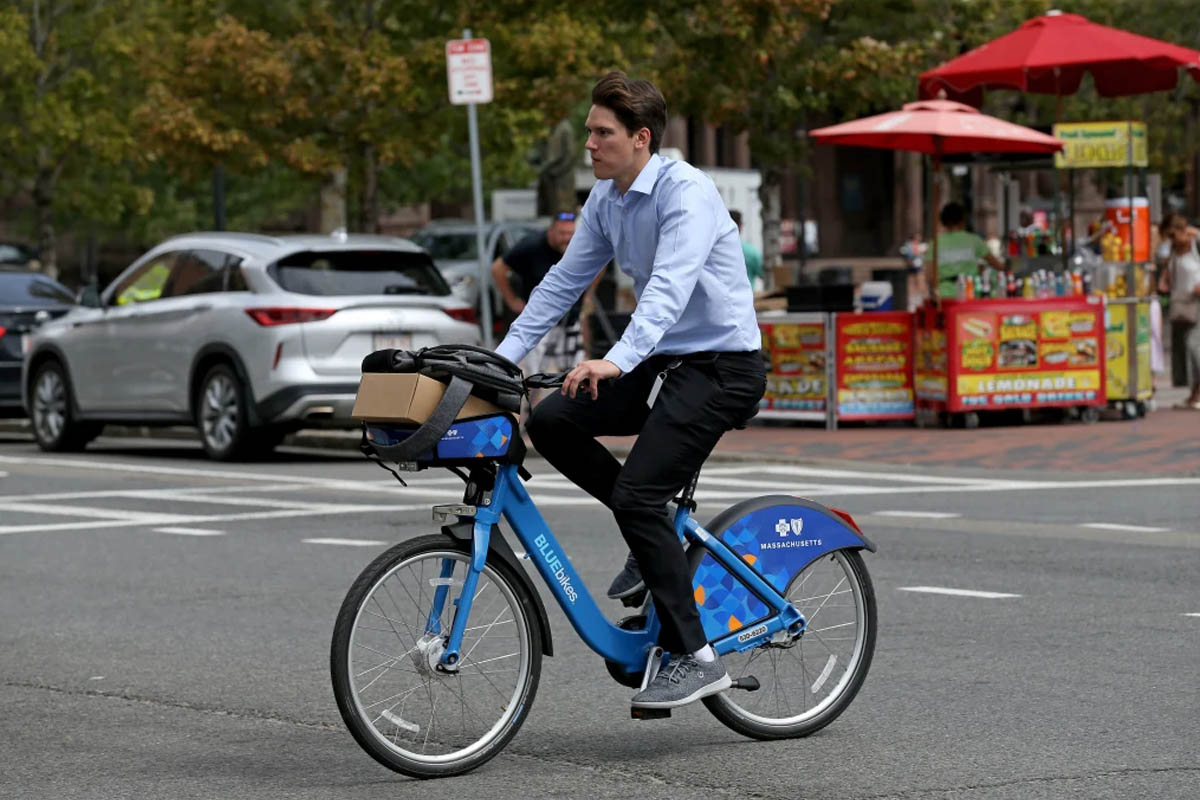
376,374 -> 474,463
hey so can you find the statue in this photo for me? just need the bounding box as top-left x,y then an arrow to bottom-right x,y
537,117 -> 578,216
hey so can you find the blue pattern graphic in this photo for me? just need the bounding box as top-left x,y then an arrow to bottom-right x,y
693,504 -> 867,640
365,414 -> 513,461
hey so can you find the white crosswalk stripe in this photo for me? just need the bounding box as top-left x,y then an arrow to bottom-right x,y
0,452 -> 1190,535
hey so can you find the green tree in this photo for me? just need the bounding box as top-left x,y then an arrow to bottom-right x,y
0,0 -> 153,278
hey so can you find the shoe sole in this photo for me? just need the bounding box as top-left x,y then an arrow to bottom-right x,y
606,580 -> 646,600
630,673 -> 733,709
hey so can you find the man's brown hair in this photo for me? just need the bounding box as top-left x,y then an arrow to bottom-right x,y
591,71 -> 666,154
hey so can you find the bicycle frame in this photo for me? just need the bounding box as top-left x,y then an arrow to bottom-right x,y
432,463 -> 804,674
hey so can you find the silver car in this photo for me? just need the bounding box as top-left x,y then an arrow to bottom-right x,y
22,232 -> 481,460
410,219 -> 542,313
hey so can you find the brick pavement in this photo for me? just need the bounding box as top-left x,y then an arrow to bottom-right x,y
708,406 -> 1200,474
601,386 -> 1200,475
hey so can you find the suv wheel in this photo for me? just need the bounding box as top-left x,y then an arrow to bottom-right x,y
30,361 -> 101,452
197,364 -> 253,461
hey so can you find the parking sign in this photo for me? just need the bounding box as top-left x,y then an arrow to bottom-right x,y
446,38 -> 493,105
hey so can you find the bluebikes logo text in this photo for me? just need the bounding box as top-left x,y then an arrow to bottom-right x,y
534,533 -> 578,603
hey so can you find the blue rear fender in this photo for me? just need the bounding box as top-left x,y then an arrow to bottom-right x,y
692,495 -> 875,642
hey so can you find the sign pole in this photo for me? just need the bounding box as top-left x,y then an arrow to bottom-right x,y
447,30 -> 495,348
464,29 -> 492,348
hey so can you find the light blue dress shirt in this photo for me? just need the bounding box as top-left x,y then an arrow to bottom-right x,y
495,154 -> 761,374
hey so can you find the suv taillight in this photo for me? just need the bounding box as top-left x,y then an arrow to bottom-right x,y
245,308 -> 337,326
0,326 -> 6,339
444,307 -> 477,324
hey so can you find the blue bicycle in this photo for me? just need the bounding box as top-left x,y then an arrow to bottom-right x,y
330,345 -> 877,778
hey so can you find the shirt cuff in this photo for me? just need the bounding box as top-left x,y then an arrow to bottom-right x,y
603,341 -> 639,375
495,337 -> 525,365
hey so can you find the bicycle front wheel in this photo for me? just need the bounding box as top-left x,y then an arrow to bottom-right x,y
330,535 -> 542,778
703,549 -> 876,739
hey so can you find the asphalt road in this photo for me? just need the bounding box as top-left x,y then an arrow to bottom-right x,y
1,433 -> 1197,800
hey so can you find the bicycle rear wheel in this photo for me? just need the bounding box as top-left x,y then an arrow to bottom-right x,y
703,549 -> 876,739
330,535 -> 542,778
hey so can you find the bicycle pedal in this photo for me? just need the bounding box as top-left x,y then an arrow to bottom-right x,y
631,706 -> 671,721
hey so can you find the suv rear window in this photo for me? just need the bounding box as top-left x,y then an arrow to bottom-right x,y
269,250 -> 450,297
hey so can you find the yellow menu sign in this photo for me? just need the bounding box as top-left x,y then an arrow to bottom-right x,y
1053,121 -> 1147,169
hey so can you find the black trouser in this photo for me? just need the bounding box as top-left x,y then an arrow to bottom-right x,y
526,350 -> 766,654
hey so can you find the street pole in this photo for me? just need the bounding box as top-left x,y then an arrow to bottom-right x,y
463,28 -> 493,348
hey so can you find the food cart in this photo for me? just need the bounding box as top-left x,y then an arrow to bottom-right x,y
914,295 -> 1106,428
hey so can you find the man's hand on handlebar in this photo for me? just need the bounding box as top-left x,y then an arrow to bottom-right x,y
563,359 -> 621,400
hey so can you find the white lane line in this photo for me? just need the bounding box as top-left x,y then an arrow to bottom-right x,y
1080,522 -> 1169,533
154,527 -> 225,536
303,537 -> 387,547
704,464 -> 1003,485
1183,613 -> 1200,618
873,511 -> 963,519
899,586 -> 1022,599
0,501 -> 198,523
0,503 -> 430,535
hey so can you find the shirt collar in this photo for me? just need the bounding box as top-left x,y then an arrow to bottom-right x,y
608,154 -> 666,201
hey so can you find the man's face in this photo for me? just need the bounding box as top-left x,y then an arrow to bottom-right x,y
547,219 -> 575,253
585,104 -> 644,182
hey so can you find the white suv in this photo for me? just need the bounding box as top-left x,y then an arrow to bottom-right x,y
23,232 -> 480,460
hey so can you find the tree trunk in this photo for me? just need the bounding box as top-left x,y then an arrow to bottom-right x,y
318,167 -> 348,234
760,166 -> 782,288
32,162 -> 58,280
362,142 -> 380,234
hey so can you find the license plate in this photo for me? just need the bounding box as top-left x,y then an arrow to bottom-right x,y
373,332 -> 412,350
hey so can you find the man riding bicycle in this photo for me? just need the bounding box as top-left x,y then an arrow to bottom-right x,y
494,71 -> 766,710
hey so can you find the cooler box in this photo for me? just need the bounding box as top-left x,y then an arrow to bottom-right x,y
859,281 -> 894,311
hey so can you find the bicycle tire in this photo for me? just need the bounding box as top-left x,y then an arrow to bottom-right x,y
330,535 -> 542,778
702,549 -> 876,740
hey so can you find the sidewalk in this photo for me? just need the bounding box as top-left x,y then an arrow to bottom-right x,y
604,384 -> 1200,475
3,388 -> 1196,475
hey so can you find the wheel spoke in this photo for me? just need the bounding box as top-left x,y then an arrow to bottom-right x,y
335,544 -> 535,771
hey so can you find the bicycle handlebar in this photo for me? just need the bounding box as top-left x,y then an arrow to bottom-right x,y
523,371 -> 569,390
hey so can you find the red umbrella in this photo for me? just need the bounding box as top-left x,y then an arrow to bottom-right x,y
809,99 -> 1063,296
919,10 -> 1200,102
808,98 -> 1064,156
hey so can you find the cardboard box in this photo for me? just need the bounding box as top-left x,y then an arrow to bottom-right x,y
352,373 -> 505,423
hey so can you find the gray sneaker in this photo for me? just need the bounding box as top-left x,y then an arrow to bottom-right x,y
606,552 -> 645,599
630,654 -> 732,709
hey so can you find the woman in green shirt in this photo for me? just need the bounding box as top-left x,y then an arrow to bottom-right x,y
936,202 -> 1005,298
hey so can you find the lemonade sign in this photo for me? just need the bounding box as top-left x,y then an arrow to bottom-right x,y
1053,121 -> 1147,169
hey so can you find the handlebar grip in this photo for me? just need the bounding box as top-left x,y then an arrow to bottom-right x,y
524,371 -> 569,389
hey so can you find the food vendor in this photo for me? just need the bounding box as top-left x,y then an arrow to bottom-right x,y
936,202 -> 1007,298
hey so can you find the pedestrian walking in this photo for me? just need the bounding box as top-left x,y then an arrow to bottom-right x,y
494,71 -> 765,710
730,210 -> 762,289
1157,213 -> 1200,408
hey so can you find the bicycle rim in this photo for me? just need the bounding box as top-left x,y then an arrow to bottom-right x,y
337,544 -> 536,770
705,549 -> 875,736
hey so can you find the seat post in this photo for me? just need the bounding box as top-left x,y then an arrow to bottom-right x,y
673,470 -> 701,511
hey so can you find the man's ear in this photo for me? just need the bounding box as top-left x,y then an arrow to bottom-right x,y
634,127 -> 652,151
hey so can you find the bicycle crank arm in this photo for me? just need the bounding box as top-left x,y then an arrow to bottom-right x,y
730,676 -> 760,692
